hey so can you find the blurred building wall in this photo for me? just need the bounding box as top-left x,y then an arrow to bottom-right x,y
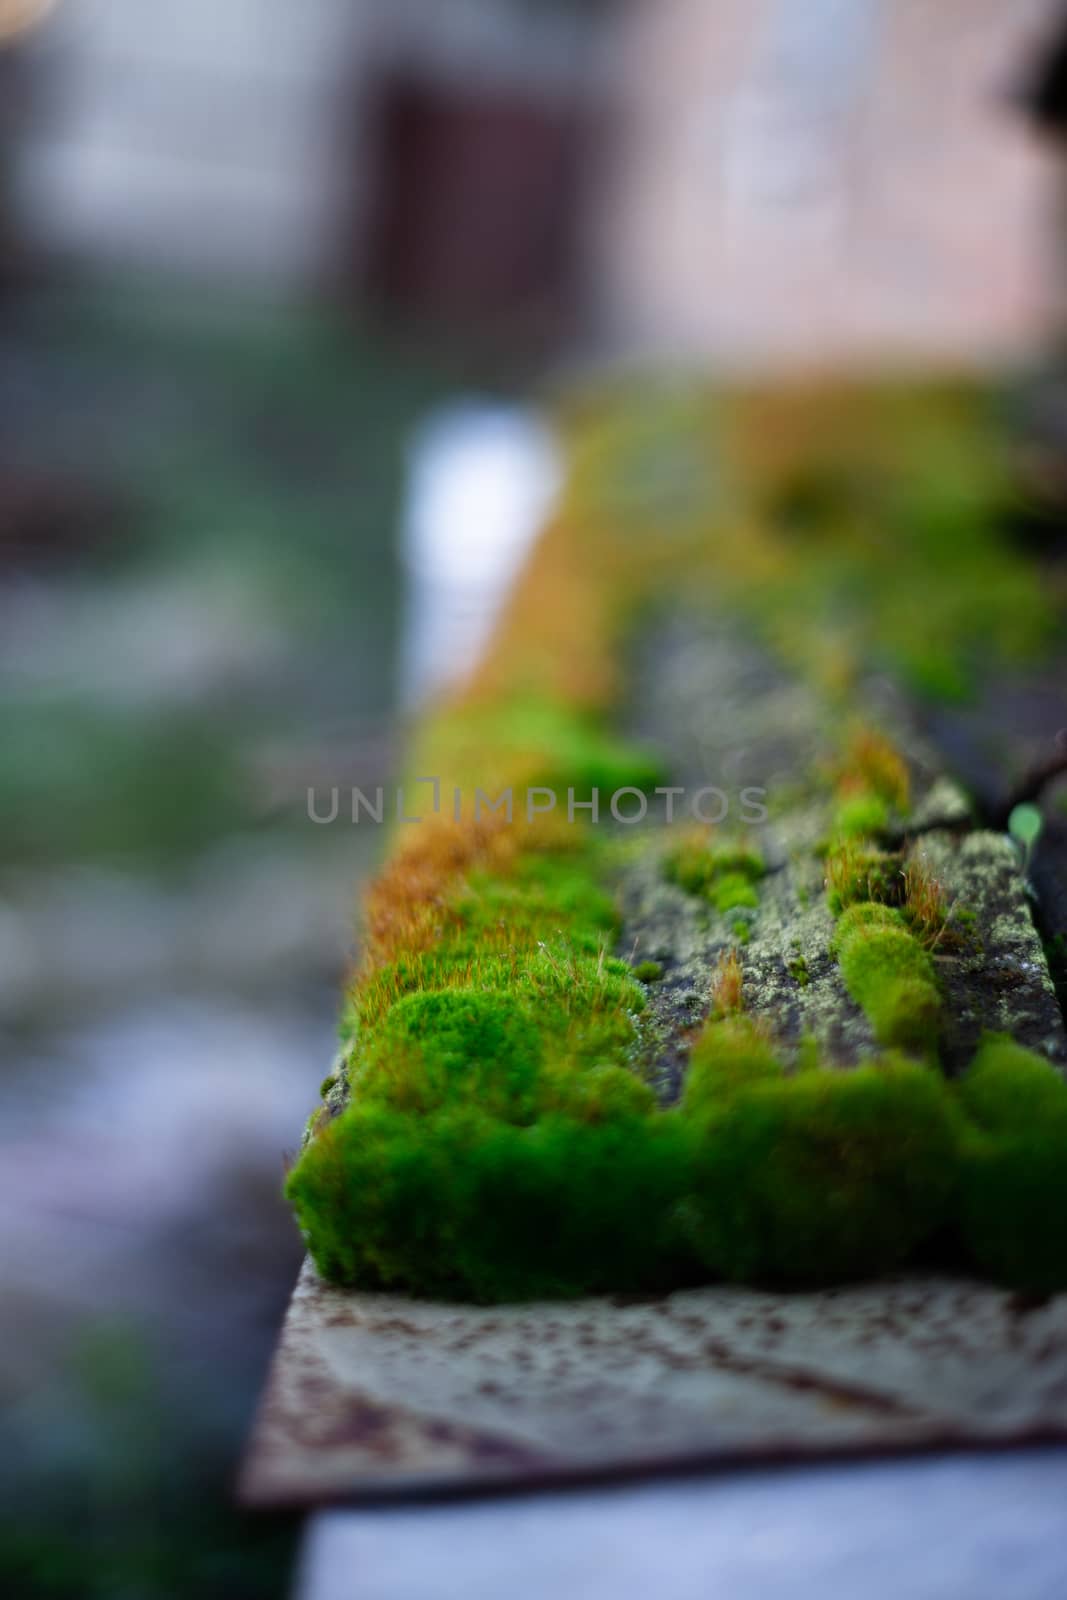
10,0 -> 1066,365
11,0 -> 371,286
9,0 -> 610,299
593,0 -> 1067,368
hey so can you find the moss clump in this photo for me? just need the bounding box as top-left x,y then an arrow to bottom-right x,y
686,1062 -> 959,1284
450,854 -> 621,959
290,1001 -> 1067,1298
663,838 -> 764,911
353,830 -> 647,1034
842,728 -> 910,812
833,792 -> 891,840
956,1036 -> 1067,1293
833,902 -> 904,939
960,1135 -> 1067,1294
287,1104 -> 699,1301
352,989 -> 547,1123
825,840 -> 900,913
787,953 -> 811,986
835,905 -> 941,1053
722,385 -> 1058,701
633,958 -> 663,982
714,872 -> 760,912
826,729 -> 910,841
416,694 -> 666,805
956,1034 -> 1067,1134
901,857 -> 952,949
684,1018 -> 782,1113
551,1064 -> 657,1124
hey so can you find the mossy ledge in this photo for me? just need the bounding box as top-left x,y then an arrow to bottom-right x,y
287,380 -> 1067,1301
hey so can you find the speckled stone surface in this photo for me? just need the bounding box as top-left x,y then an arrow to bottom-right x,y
241,1260 -> 1067,1506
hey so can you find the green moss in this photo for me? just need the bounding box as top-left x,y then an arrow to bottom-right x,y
417,694 -> 666,800
663,846 -> 711,896
714,872 -> 760,912
833,792 -> 890,840
683,1018 -> 783,1114
353,989 -> 547,1122
295,862 -> 652,1298
663,840 -> 764,910
726,387 -> 1058,702
957,1034 -> 1067,1134
451,855 -> 620,952
959,1134 -> 1067,1293
787,953 -> 810,986
797,1034 -> 821,1073
358,943 -> 635,1034
551,1064 -> 657,1123
633,959 -> 664,982
832,901 -> 906,942
956,1040 -> 1067,1289
835,906 -> 941,1052
825,842 -> 900,913
290,1003 -> 1067,1295
289,1055 -> 961,1299
685,1062 -> 959,1284
287,1104 -> 699,1300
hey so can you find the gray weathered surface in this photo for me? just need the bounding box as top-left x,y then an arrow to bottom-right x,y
620,609 -> 1067,1091
241,1260 -> 1067,1506
911,829 -> 1067,1071
297,1452 -> 1067,1600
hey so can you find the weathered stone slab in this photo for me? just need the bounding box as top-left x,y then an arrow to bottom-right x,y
240,1260 -> 1067,1506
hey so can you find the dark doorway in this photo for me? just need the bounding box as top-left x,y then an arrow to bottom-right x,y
362,73 -> 590,342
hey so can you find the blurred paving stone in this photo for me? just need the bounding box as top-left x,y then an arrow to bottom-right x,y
296,1450 -> 1067,1600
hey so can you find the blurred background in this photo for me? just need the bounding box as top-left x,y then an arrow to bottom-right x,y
1,1 -> 1066,1595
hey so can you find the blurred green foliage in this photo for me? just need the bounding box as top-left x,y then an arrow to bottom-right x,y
0,278 -> 475,873
0,1324 -> 297,1600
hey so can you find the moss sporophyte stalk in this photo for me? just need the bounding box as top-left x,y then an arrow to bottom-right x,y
287,380 -> 1067,1302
